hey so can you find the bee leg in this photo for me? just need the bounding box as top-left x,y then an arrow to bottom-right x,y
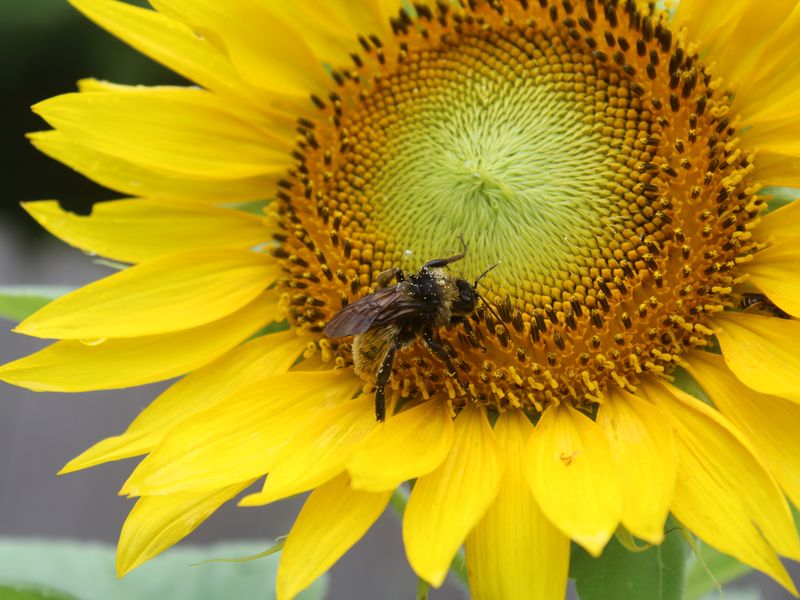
422,328 -> 463,392
376,267 -> 405,288
421,236 -> 468,270
374,340 -> 401,421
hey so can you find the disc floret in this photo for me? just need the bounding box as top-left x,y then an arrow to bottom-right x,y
274,0 -> 763,414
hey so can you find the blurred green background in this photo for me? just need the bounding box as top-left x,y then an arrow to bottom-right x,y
2,0 -> 182,234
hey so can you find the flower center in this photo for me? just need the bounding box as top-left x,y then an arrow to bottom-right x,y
358,30 -> 617,298
274,1 -> 764,413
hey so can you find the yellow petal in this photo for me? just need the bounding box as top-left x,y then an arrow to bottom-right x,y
123,370 -> 361,495
61,330 -> 307,473
465,411 -> 569,600
276,474 -> 392,600
117,480 -> 253,576
687,350 -> 800,513
33,88 -> 290,180
75,77 -> 297,139
347,399 -> 454,492
740,112 -> 800,151
239,395 -> 376,506
732,3 -> 800,119
374,0 -> 405,26
22,199 -> 270,264
330,0 -> 395,41
526,404 -> 622,556
755,199 -> 800,244
714,311 -> 800,404
0,293 -> 276,392
741,242 -> 800,318
643,380 -> 800,593
16,249 -> 277,339
684,0 -> 797,88
753,150 -> 800,188
148,0 -> 329,98
67,0 -> 268,111
264,3 -> 363,68
265,0 -> 393,68
403,405 -> 504,588
597,388 -> 676,544
29,131 -> 281,203
672,0 -> 747,60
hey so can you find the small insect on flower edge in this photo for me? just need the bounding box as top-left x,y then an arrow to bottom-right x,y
738,292 -> 791,319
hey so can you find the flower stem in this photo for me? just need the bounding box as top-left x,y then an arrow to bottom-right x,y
389,486 -> 410,515
417,578 -> 430,600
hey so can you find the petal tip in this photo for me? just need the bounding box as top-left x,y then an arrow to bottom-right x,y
346,472 -> 397,493
641,531 -> 665,545
574,532 -> 612,558
30,98 -> 53,116
11,322 -> 35,336
59,451 -> 99,475
0,364 -> 20,386
115,555 -> 138,579
57,463 -> 75,476
237,492 -> 268,507
411,567 -> 447,590
118,480 -> 138,497
67,0 -> 98,15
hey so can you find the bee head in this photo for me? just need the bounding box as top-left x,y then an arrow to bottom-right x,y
451,278 -> 478,315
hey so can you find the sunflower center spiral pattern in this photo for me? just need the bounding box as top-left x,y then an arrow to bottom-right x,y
363,31 -> 615,293
275,0 -> 764,413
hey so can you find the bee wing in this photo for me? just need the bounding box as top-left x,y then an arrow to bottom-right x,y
323,285 -> 407,337
369,296 -> 439,327
324,282 -> 439,337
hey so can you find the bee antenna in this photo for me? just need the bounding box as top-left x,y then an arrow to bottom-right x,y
474,262 -> 500,287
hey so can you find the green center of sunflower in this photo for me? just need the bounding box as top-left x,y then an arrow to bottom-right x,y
274,1 -> 764,413
363,33 -> 616,297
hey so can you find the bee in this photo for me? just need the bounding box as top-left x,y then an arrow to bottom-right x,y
739,292 -> 791,319
324,238 -> 497,421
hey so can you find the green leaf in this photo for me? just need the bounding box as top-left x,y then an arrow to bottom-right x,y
763,186 -> 799,212
0,539 -> 328,600
684,541 -> 752,600
0,584 -> 77,600
0,286 -> 73,323
93,259 -> 129,271
671,367 -> 711,405
416,578 -> 431,600
571,529 -> 687,600
228,199 -> 269,215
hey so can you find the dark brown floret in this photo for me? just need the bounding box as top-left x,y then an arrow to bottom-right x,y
273,0 -> 761,413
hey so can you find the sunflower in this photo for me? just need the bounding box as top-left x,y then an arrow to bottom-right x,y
3,0 -> 800,597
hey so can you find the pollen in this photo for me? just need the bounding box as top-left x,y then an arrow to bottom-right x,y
274,0 -> 763,413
